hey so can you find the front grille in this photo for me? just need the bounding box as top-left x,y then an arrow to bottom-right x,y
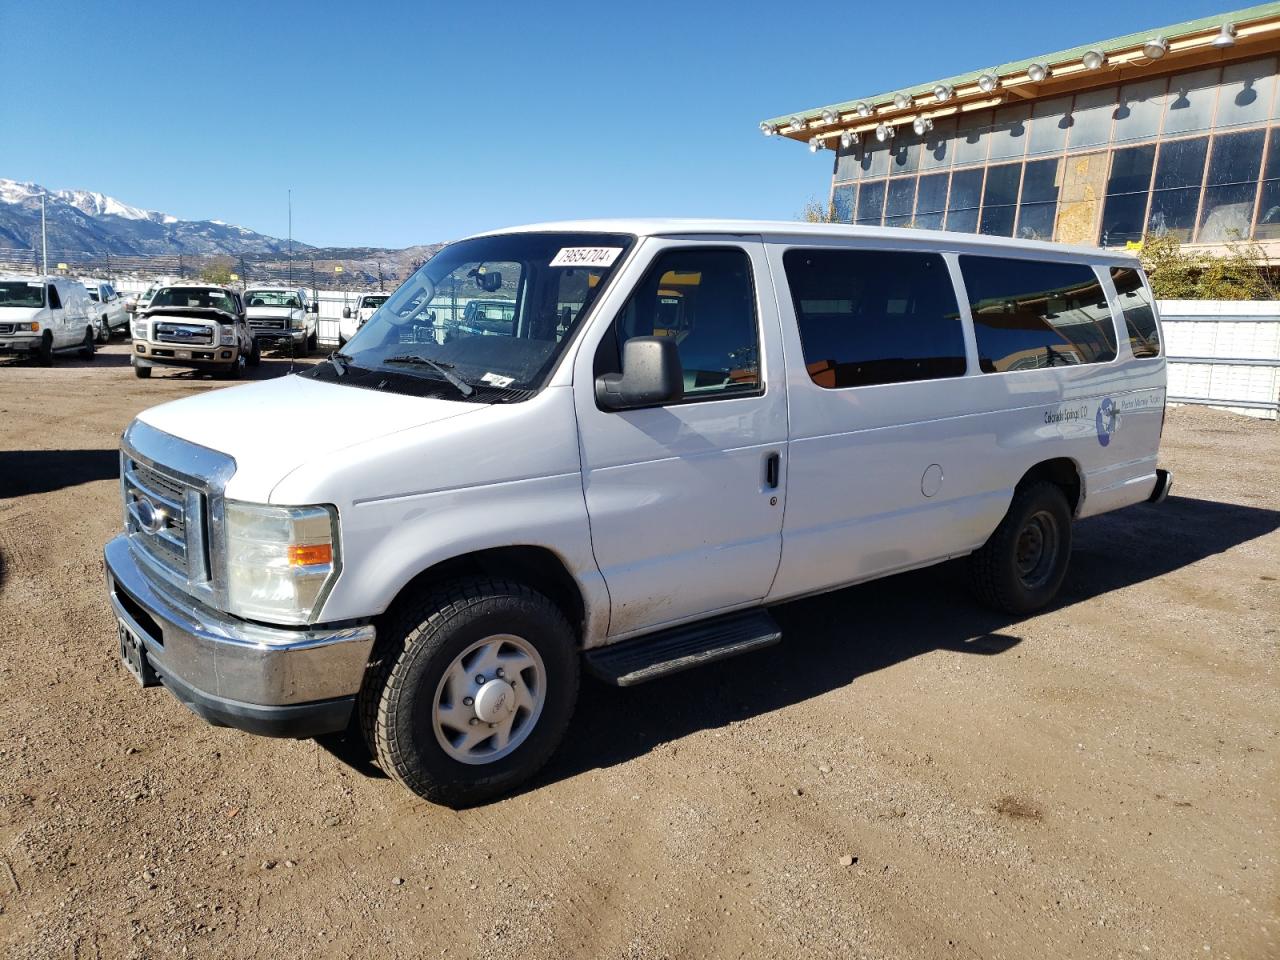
154,322 -> 214,346
248,318 -> 287,331
0,323 -> 14,335
123,457 -> 201,579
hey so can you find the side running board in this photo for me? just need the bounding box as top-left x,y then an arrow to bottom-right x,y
585,609 -> 782,687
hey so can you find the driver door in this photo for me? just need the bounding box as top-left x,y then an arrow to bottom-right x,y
572,237 -> 788,640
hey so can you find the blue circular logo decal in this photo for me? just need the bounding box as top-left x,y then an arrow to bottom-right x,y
1096,397 -> 1117,447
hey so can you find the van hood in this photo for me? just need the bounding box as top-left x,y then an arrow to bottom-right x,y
0,307 -> 43,322
135,374 -> 482,501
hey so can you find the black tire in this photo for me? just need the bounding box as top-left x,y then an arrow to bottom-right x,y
967,481 -> 1073,615
214,355 -> 244,380
96,316 -> 112,343
307,330 -> 318,352
247,339 -> 261,368
79,327 -> 96,360
36,332 -> 54,366
133,361 -> 152,379
360,578 -> 579,807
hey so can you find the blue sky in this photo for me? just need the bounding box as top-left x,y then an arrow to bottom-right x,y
4,0 -> 1224,248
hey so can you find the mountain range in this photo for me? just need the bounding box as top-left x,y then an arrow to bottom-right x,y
0,178 -> 313,257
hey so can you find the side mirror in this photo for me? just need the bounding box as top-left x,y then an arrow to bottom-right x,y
595,336 -> 684,411
310,302 -> 320,314
342,307 -> 352,319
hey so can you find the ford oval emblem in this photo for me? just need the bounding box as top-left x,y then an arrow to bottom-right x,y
135,497 -> 166,535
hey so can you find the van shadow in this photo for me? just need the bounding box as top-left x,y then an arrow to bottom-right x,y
318,495 -> 1280,798
526,494 -> 1280,795
0,449 -> 119,498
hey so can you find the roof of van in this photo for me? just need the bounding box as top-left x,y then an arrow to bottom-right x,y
0,274 -> 78,284
472,219 -> 1140,264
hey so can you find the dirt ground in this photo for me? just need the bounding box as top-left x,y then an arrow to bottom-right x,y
0,342 -> 1276,960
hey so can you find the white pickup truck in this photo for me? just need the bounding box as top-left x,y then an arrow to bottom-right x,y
339,292 -> 390,345
243,286 -> 319,353
105,219 -> 1171,807
81,279 -> 131,342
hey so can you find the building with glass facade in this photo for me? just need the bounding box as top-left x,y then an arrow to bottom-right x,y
760,4 -> 1280,254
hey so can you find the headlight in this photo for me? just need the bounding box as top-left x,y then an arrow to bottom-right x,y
11,321 -> 40,332
223,501 -> 340,625
132,321 -> 148,340
220,326 -> 236,346
291,315 -> 305,329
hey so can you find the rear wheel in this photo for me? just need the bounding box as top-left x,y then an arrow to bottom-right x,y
79,327 -> 96,360
360,578 -> 579,807
967,481 -> 1072,614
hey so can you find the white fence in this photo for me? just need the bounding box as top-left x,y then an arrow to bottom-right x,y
1161,299 -> 1280,420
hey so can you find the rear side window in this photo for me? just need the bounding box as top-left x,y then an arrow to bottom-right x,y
959,257 -> 1118,372
1110,267 -> 1160,358
782,248 -> 966,388
47,285 -> 62,310
608,247 -> 760,399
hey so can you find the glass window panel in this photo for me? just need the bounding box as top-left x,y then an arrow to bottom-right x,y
782,249 -> 967,388
889,133 -> 921,176
1028,96 -> 1071,155
1198,129 -> 1265,242
979,163 -> 1020,237
1067,87 -> 1117,149
835,146 -> 862,182
914,172 -> 948,229
833,185 -> 856,223
1100,144 -> 1156,246
1110,267 -> 1160,358
953,110 -> 991,166
1016,203 -> 1057,240
960,256 -> 1118,372
856,180 -> 885,226
1113,77 -> 1168,143
1255,128 -> 1280,238
1163,67 -> 1221,136
920,116 -> 956,170
946,169 -> 983,232
884,177 -> 917,226
1148,137 -> 1208,241
989,104 -> 1030,161
858,141 -> 891,178
1216,57 -> 1277,129
1016,158 -> 1060,240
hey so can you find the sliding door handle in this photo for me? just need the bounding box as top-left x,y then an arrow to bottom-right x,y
765,452 -> 780,489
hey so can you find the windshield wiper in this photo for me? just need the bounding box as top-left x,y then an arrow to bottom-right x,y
327,351 -> 354,376
382,354 -> 474,397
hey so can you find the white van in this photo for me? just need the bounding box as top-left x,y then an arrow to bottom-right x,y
104,220 -> 1170,806
0,275 -> 99,364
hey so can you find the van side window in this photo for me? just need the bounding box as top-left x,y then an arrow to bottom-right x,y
47,285 -> 62,310
609,248 -> 759,399
1110,267 -> 1160,358
782,249 -> 966,388
959,257 -> 1118,372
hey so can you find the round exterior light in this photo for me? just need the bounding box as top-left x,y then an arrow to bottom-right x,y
821,108 -> 839,125
1143,37 -> 1168,59
875,123 -> 895,142
840,130 -> 859,149
932,83 -> 953,103
912,116 -> 933,136
788,115 -> 804,132
977,73 -> 1000,93
1027,62 -> 1051,83
855,102 -> 872,117
808,137 -> 823,153
760,121 -> 777,136
893,92 -> 912,110
1082,49 -> 1106,70
1212,23 -> 1236,47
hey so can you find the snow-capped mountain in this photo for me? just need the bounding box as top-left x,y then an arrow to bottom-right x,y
0,178 -> 309,256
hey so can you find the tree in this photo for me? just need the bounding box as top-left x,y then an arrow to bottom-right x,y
1138,233 -> 1277,300
798,198 -> 836,223
200,257 -> 235,285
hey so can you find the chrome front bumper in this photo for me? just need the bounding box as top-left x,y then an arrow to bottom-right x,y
104,534 -> 375,737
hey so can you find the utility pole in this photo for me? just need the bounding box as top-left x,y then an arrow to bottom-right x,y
40,194 -> 48,275
287,188 -> 293,286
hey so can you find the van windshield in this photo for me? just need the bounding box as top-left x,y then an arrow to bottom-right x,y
246,290 -> 301,308
0,281 -> 45,308
330,232 -> 633,398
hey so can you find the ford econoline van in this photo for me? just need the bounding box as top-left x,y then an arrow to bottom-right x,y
104,220 -> 1171,806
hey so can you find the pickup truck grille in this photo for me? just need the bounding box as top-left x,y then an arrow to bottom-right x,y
247,318 -> 288,331
154,322 -> 214,346
123,457 -> 201,579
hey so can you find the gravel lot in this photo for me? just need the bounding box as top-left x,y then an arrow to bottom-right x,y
1,342 -> 1276,960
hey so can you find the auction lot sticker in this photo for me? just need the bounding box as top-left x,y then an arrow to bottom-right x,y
550,247 -> 623,268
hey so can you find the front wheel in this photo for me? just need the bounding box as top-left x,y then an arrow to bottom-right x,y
247,339 -> 261,368
967,481 -> 1072,615
360,579 -> 579,807
36,332 -> 54,366
96,316 -> 112,343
